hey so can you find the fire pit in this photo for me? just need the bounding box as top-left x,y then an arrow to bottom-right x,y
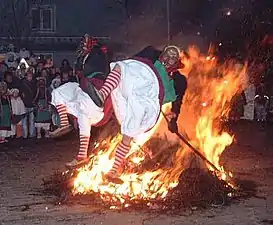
42,121 -> 253,214
42,143 -> 252,214
42,46 -> 255,214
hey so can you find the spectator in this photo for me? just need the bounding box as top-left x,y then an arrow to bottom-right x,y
33,77 -> 51,139
28,52 -> 37,67
47,67 -> 57,85
61,72 -> 70,84
40,68 -> 52,87
9,88 -> 25,138
4,71 -> 18,89
40,68 -> 48,79
28,66 -> 36,76
49,67 -> 56,77
70,72 -> 78,83
49,73 -> 61,93
55,67 -> 61,74
60,59 -> 72,73
36,60 -> 44,75
44,56 -> 53,69
16,63 -> 27,80
20,69 -> 36,139
19,48 -> 30,59
255,82 -> 268,122
0,81 -> 12,143
5,51 -> 18,69
0,63 -> 8,81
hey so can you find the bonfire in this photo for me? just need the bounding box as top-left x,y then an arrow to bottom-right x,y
43,46 -> 252,213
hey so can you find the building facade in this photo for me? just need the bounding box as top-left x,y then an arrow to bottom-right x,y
0,0 -> 126,64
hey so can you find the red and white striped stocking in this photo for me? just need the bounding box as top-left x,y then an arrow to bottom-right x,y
99,69 -> 121,100
110,141 -> 130,174
56,104 -> 69,127
77,135 -> 90,159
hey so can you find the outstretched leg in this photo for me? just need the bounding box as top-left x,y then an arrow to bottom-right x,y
86,65 -> 121,107
50,83 -> 82,138
50,104 -> 73,138
56,104 -> 69,127
66,114 -> 92,167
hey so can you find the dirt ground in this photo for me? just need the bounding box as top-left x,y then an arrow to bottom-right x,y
1,121 -> 273,225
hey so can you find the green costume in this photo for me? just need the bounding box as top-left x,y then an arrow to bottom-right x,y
35,99 -> 51,123
154,60 -> 177,104
0,99 -> 11,131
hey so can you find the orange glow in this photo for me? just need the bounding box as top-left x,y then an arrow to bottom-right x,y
72,45 -> 247,207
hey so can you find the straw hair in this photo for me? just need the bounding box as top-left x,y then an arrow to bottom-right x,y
163,45 -> 181,54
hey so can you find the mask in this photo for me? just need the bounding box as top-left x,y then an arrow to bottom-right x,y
159,45 -> 180,72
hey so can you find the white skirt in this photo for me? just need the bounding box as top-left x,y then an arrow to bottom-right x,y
51,82 -> 104,136
110,59 -> 160,137
51,59 -> 161,139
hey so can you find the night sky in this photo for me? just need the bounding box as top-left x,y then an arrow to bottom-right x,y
124,0 -> 273,58
169,0 -> 273,58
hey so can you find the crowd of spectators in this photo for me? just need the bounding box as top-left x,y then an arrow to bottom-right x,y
0,47 -> 77,143
0,44 -> 272,144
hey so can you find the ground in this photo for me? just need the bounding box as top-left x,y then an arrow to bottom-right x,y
1,121 -> 273,225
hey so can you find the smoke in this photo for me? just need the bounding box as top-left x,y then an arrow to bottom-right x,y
107,0 -> 259,56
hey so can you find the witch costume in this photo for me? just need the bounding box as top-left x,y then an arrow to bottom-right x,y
50,35 -> 187,184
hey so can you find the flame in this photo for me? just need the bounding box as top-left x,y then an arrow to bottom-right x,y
72,45 -> 247,207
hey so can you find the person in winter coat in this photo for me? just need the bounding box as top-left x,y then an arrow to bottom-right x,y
20,70 -> 37,138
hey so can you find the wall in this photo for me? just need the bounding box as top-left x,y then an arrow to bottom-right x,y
51,0 -> 126,37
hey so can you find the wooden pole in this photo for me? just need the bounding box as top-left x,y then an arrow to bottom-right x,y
167,0 -> 171,44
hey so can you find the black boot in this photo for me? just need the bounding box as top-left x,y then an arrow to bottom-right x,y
49,124 -> 73,138
85,82 -> 104,107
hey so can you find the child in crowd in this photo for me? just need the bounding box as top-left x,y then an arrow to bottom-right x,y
33,78 -> 52,139
9,88 -> 26,138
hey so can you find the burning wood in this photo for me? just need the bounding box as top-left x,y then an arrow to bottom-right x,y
42,46 -> 253,212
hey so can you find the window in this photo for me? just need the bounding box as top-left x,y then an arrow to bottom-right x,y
31,5 -> 56,32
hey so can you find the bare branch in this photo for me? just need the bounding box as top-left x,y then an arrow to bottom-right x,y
0,0 -> 34,47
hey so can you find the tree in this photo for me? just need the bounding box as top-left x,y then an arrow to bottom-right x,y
0,0 -> 33,48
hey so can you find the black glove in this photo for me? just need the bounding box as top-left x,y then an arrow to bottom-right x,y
168,118 -> 178,133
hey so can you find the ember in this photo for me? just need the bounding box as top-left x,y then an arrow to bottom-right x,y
43,46 -> 250,212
